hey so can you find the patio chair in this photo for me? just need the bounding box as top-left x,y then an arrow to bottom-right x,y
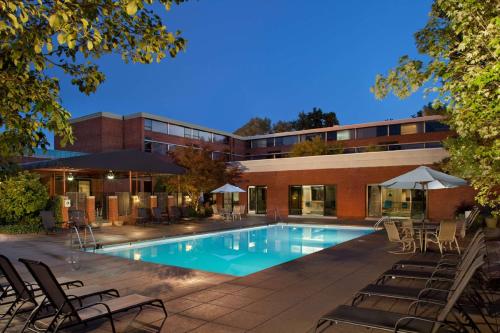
315,256 -> 485,333
392,229 -> 483,270
425,220 -> 461,255
169,206 -> 181,221
211,205 -> 223,219
39,211 -> 61,234
19,258 -> 168,333
232,205 -> 242,221
136,207 -> 150,226
0,255 -> 119,332
152,207 -> 169,224
384,221 -> 415,254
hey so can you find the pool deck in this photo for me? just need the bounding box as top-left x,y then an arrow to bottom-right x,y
0,217 -> 461,332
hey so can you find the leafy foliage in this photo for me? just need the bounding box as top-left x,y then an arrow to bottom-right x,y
165,146 -> 242,211
0,0 -> 187,160
371,0 -> 499,213
0,171 -> 49,225
234,108 -> 340,136
412,102 -> 446,118
289,136 -> 329,157
234,117 -> 272,136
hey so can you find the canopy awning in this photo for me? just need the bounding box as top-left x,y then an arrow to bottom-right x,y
211,183 -> 246,193
380,166 -> 467,190
21,149 -> 185,175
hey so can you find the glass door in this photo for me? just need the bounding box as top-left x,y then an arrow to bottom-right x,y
248,186 -> 267,214
289,186 -> 302,215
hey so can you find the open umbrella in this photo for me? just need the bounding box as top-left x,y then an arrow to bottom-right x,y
211,184 -> 246,193
380,166 -> 467,219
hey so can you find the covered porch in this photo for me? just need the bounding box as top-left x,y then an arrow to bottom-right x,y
22,150 -> 185,226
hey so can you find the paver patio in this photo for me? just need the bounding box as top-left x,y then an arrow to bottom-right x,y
0,218 -> 433,332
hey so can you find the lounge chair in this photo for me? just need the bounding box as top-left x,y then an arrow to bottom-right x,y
211,205 -> 223,219
232,205 -> 242,221
425,220 -> 461,255
351,237 -> 486,306
39,211 -> 61,234
0,255 -> 118,332
392,229 -> 483,270
375,234 -> 485,285
136,207 -> 150,226
19,258 -> 168,333
169,206 -> 181,221
384,221 -> 415,253
315,256 -> 485,333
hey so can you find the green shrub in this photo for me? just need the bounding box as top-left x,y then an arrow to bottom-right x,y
0,216 -> 41,234
0,172 -> 49,225
52,196 -> 64,224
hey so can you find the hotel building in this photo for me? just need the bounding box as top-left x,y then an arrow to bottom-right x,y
51,112 -> 474,221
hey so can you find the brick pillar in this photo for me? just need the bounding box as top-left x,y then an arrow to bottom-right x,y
107,196 -> 118,223
129,195 -> 139,225
150,196 -> 157,210
86,196 -> 95,224
60,195 -> 69,228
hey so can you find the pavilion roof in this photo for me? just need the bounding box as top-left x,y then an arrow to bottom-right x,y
21,149 -> 185,175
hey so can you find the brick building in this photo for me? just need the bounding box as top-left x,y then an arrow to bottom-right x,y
55,112 -> 474,220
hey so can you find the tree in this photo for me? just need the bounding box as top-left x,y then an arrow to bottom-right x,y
289,136 -> 329,157
293,107 -> 339,131
0,171 -> 49,225
272,120 -> 295,133
166,146 -> 241,211
0,1 -> 187,161
371,0 -> 499,213
233,117 -> 272,136
412,102 -> 446,118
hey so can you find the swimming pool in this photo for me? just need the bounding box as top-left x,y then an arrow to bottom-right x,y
95,224 -> 373,276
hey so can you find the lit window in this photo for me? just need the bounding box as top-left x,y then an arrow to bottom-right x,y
337,130 -> 353,140
401,123 -> 423,135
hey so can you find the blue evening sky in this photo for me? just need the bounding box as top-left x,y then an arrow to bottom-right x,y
57,0 -> 433,137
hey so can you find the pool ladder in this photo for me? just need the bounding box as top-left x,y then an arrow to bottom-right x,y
373,216 -> 390,230
273,208 -> 283,222
70,224 -> 97,251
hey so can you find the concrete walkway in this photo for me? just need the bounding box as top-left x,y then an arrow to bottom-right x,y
0,219 -> 414,332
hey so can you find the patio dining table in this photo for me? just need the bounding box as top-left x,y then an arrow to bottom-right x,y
411,222 -> 439,253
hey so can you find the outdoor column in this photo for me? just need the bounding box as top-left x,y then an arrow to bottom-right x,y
130,195 -> 139,225
149,195 -> 157,211
86,196 -> 96,225
107,196 -> 118,224
59,195 -> 69,228
62,170 -> 66,194
129,171 -> 132,193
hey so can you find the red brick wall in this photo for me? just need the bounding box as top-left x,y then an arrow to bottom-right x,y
123,117 -> 144,150
55,116 -> 124,152
237,165 -> 475,220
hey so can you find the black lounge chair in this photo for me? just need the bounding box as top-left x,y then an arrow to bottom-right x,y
315,256 -> 485,333
0,255 -> 118,332
392,229 -> 483,270
376,234 -> 486,285
352,238 -> 486,306
136,207 -> 150,226
19,258 -> 168,333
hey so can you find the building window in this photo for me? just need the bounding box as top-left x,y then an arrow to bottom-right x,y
301,133 -> 325,142
366,185 -> 426,219
251,139 -> 267,148
337,129 -> 353,141
425,121 -> 450,132
326,131 -> 337,141
376,125 -> 388,136
400,122 -> 424,135
275,135 -> 298,146
184,127 -> 192,138
389,124 -> 401,136
151,120 -> 168,134
169,124 -> 184,137
266,138 -> 275,147
356,127 -> 378,139
199,131 -> 212,142
144,141 -> 152,152
144,119 -> 152,131
288,185 -> 336,216
213,134 -> 229,144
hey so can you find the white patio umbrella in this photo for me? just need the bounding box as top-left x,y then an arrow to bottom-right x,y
380,166 -> 467,219
211,183 -> 246,193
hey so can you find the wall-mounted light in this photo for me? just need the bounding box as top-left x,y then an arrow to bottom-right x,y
67,172 -> 74,182
106,170 -> 115,180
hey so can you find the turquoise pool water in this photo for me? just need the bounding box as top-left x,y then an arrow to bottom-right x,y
95,224 -> 373,276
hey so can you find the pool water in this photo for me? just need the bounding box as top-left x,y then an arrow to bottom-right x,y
95,224 -> 373,276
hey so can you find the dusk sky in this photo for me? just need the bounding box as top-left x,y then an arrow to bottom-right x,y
57,0 -> 433,137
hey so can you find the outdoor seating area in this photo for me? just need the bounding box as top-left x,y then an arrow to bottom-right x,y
315,228 -> 499,332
